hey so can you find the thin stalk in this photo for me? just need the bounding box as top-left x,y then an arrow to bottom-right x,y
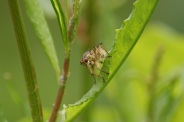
49,0 -> 83,121
49,58 -> 69,122
147,46 -> 164,122
8,0 -> 43,122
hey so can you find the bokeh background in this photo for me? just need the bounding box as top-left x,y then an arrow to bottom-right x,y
0,0 -> 184,121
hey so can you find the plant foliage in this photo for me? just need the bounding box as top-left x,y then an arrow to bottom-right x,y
24,0 -> 60,79
60,0 -> 159,121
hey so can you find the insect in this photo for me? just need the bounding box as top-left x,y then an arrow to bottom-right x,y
80,43 -> 110,83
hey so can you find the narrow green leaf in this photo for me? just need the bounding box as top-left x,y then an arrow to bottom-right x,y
23,0 -> 60,80
50,0 -> 69,55
64,0 -> 69,23
61,0 -> 159,121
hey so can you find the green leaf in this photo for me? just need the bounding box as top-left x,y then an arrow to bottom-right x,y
60,0 -> 159,121
23,0 -> 60,79
50,0 -> 69,55
64,0 -> 69,23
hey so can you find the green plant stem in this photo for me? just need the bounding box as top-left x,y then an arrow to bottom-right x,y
8,0 -> 43,122
148,46 -> 164,122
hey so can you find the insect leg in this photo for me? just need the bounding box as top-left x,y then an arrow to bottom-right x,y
94,62 -> 109,75
100,61 -> 104,64
106,55 -> 112,58
91,74 -> 97,84
96,67 -> 109,75
88,65 -> 98,83
91,73 -> 105,83
99,44 -> 109,54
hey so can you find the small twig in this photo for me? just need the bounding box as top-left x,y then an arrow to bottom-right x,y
49,58 -> 69,122
48,85 -> 65,122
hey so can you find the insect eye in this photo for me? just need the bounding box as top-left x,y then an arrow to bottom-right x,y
84,59 -> 88,63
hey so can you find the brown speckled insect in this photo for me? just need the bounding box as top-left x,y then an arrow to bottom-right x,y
80,43 -> 110,83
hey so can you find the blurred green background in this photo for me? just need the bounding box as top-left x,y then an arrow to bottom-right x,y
0,0 -> 184,122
